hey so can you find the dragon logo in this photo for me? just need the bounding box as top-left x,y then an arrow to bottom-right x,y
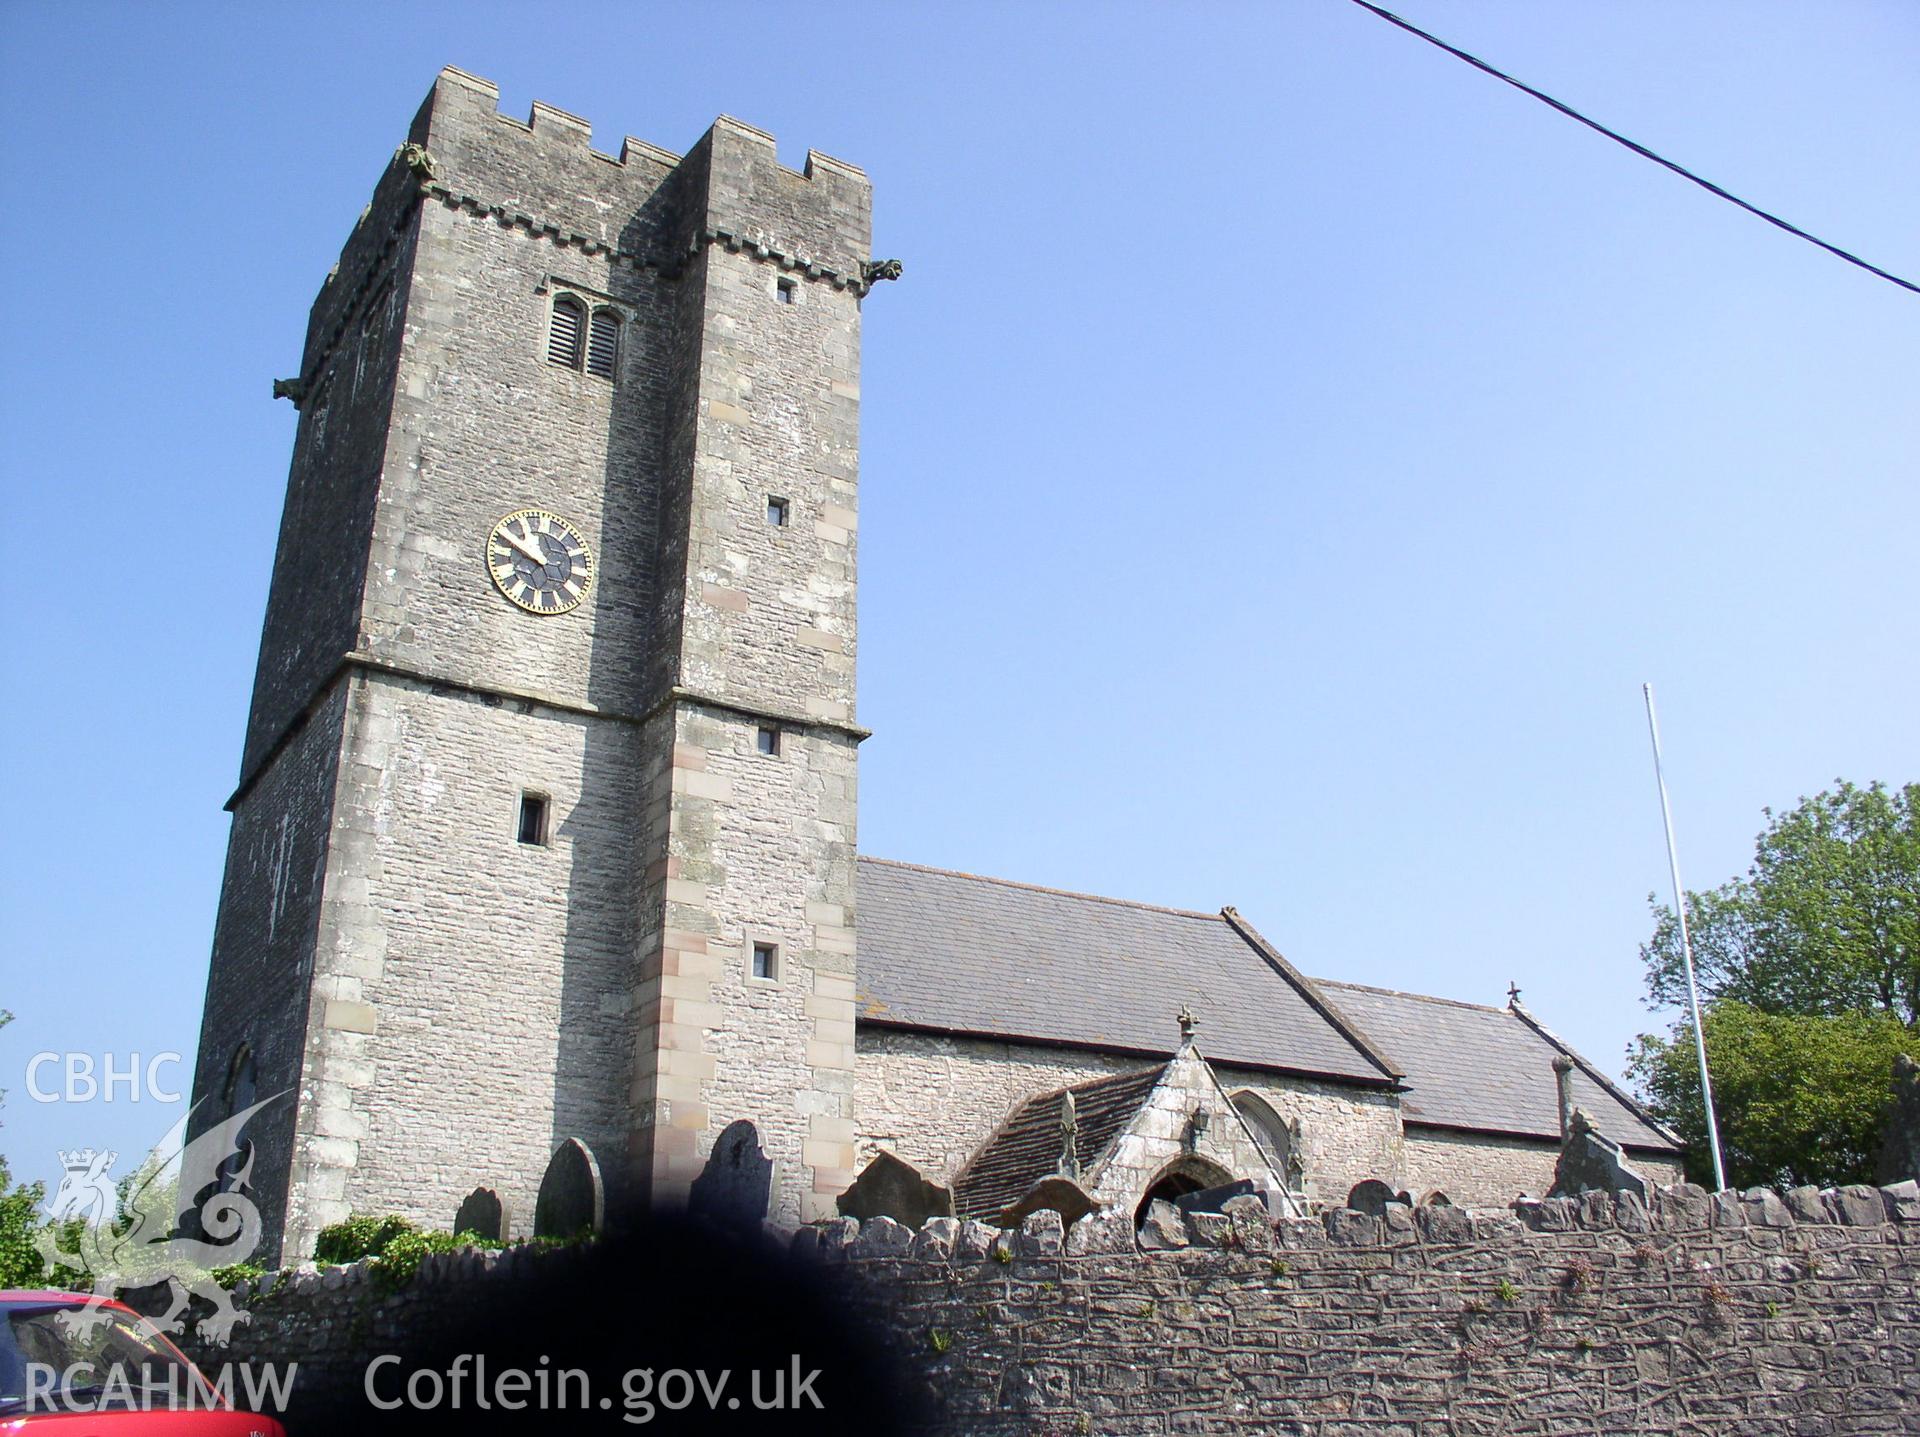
36,1094 -> 285,1344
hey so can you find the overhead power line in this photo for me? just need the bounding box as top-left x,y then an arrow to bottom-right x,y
1343,0 -> 1920,296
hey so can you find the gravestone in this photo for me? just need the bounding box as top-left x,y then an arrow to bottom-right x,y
1345,1179 -> 1398,1217
1547,1109 -> 1648,1200
454,1186 -> 509,1242
1001,1175 -> 1095,1230
689,1120 -> 774,1231
1173,1178 -> 1261,1216
837,1150 -> 954,1227
534,1138 -> 604,1238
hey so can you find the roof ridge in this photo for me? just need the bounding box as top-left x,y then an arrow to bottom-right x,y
1313,977 -> 1511,1015
858,855 -> 1223,922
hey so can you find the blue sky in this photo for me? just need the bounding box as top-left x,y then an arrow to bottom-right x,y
1,1 -> 1914,1196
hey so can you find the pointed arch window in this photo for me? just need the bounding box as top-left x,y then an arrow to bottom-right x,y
586,308 -> 621,380
548,295 -> 585,368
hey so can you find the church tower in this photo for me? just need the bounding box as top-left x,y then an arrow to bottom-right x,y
191,68 -> 878,1261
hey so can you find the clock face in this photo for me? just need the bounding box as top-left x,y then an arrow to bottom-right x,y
486,509 -> 593,615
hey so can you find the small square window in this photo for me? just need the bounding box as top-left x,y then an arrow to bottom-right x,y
776,277 -> 796,304
766,496 -> 789,527
756,726 -> 781,756
517,793 -> 549,846
751,942 -> 778,981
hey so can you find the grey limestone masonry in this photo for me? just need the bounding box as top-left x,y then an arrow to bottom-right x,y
1405,1126 -> 1685,1210
191,67 -> 875,1260
180,1182 -> 1920,1432
857,1030 -> 1404,1211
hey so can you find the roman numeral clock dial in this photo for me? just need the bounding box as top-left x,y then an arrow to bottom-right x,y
487,508 -> 593,615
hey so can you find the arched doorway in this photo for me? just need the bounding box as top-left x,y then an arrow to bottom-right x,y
1133,1155 -> 1234,1226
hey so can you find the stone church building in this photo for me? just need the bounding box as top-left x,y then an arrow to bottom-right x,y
191,69 -> 1682,1263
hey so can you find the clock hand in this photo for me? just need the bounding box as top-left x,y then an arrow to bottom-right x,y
497,527 -> 550,566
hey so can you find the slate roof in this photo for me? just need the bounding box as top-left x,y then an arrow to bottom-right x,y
1308,981 -> 1680,1154
855,856 -> 1681,1156
855,858 -> 1397,1086
949,1065 -> 1165,1221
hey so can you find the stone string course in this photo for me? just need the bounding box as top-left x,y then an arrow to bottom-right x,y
184,1180 -> 1920,1433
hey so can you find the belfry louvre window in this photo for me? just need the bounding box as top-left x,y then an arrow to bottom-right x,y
586,309 -> 621,379
548,297 -> 585,368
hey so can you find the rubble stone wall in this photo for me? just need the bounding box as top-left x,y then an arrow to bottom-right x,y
184,1180 -> 1920,1434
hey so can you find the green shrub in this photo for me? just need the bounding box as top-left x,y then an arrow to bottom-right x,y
314,1213 -> 418,1265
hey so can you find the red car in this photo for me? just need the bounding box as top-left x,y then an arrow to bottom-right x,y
0,1291 -> 286,1434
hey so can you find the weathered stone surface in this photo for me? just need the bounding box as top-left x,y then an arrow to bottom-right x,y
1614,1190 -> 1651,1232
1880,1179 -> 1920,1222
453,1186 -> 508,1242
1834,1184 -> 1888,1226
810,1216 -> 860,1261
533,1138 -> 603,1238
1137,1199 -> 1189,1251
1324,1208 -> 1379,1246
1710,1189 -> 1746,1228
1186,1211 -> 1235,1248
1014,1209 -> 1065,1258
1741,1186 -> 1794,1227
836,1150 -> 953,1228
850,1214 -> 913,1258
690,1119 -> 776,1231
1784,1185 -> 1829,1223
1064,1209 -> 1133,1256
1547,1108 -> 1649,1201
953,1220 -> 998,1261
1382,1203 -> 1416,1245
1577,1190 -> 1614,1229
1413,1202 -> 1473,1244
1513,1197 -> 1577,1232
909,1216 -> 959,1261
1653,1182 -> 1712,1230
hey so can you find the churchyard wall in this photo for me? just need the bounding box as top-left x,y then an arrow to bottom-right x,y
181,1179 -> 1920,1433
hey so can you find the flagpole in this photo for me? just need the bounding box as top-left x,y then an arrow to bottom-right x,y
1642,683 -> 1728,1192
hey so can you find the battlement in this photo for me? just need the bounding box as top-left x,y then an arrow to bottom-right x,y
419,66 -> 866,186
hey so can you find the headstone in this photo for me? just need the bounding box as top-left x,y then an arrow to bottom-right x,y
1547,1109 -> 1648,1200
1173,1178 -> 1260,1216
534,1138 -> 604,1238
1345,1179 -> 1398,1217
1876,1053 -> 1920,1184
454,1186 -> 509,1242
836,1150 -> 953,1227
1000,1174 -> 1096,1230
689,1119 -> 775,1231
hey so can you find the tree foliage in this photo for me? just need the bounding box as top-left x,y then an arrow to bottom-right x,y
1632,780 -> 1919,1189
1627,1001 -> 1911,1190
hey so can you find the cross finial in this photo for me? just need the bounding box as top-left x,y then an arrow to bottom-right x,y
1507,982 -> 1522,1007
1178,1005 -> 1199,1042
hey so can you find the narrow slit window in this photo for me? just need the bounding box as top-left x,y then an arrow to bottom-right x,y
548,296 -> 584,369
756,726 -> 780,756
586,308 -> 621,380
776,277 -> 796,304
751,942 -> 778,981
517,793 -> 550,846
766,496 -> 789,527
